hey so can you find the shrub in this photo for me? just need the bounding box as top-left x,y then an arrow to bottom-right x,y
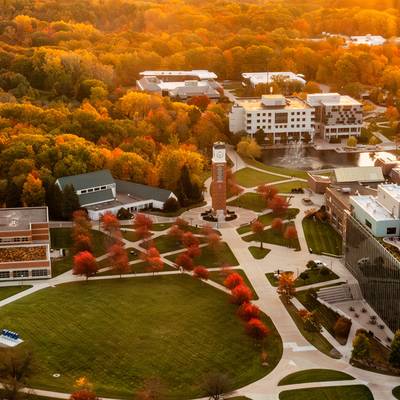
163,197 -> 180,212
116,207 -> 132,220
237,302 -> 260,321
352,332 -> 370,360
223,272 -> 244,289
334,316 -> 352,339
231,284 -> 253,305
320,266 -> 330,276
299,271 -> 309,280
193,266 -> 209,280
306,260 -> 316,269
245,318 -> 270,341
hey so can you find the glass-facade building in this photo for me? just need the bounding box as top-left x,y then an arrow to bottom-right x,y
345,213 -> 400,332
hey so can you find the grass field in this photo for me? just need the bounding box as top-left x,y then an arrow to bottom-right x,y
97,260 -> 176,275
228,192 -> 266,212
208,269 -> 259,299
243,222 -> 300,250
279,385 -> 373,400
278,369 -> 354,386
167,242 -> 239,268
272,181 -> 309,194
0,276 -> 282,398
237,209 -> 299,234
234,168 -> 283,188
302,218 -> 342,255
121,229 -> 142,242
144,234 -> 185,253
0,285 -> 32,301
266,269 -> 339,288
280,297 -> 336,358
50,228 -> 108,277
249,247 -> 270,259
243,157 -> 309,180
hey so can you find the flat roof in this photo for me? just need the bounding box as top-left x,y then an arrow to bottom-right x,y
57,170 -> 114,191
241,71 -> 306,84
327,183 -> 376,208
235,96 -> 312,111
351,195 -> 396,221
334,166 -> 384,183
321,95 -> 361,106
139,70 -> 217,79
0,207 -> 48,231
379,184 -> 400,201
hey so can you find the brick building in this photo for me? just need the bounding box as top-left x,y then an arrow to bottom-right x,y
0,207 -> 51,281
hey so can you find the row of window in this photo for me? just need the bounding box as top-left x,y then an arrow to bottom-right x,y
325,127 -> 360,133
248,111 -> 308,118
0,237 -> 29,243
248,125 -> 309,131
80,185 -> 108,194
0,269 -> 50,279
364,219 -> 397,235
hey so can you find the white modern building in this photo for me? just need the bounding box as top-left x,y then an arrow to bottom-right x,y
56,170 -> 177,221
347,35 -> 386,47
229,94 -> 315,144
307,93 -> 363,140
242,72 -> 306,87
137,70 -> 222,99
350,184 -> 400,237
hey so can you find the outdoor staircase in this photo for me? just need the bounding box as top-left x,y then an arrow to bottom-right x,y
317,284 -> 354,303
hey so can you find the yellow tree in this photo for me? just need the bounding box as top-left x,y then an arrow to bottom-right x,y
21,173 -> 45,206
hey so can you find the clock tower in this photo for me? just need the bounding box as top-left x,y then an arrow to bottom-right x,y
211,142 -> 227,219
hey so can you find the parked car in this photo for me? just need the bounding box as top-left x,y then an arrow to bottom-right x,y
314,260 -> 327,268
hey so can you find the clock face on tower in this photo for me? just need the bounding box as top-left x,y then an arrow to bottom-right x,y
215,150 -> 225,160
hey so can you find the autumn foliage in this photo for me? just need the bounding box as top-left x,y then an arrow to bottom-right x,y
245,318 -> 270,341
143,246 -> 163,274
175,253 -> 194,271
237,302 -> 260,321
70,390 -> 98,400
108,242 -> 130,277
73,251 -> 98,280
223,272 -> 244,290
231,284 -> 253,305
193,266 -> 209,280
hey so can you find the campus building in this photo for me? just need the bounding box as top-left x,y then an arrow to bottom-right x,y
344,213 -> 400,332
137,70 -> 222,99
347,35 -> 386,47
229,94 -> 315,144
56,170 -> 177,221
350,184 -> 400,238
0,207 -> 51,281
241,72 -> 306,87
307,93 -> 363,140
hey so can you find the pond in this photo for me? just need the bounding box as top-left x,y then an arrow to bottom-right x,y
262,145 -> 397,170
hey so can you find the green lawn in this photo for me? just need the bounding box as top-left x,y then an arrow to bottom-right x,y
272,181 -> 309,194
0,285 -> 32,301
278,369 -> 354,386
234,168 -> 283,188
279,385 -> 373,400
208,269 -> 259,300
50,228 -> 108,277
121,229 -> 143,242
243,222 -> 301,250
280,296 -> 336,358
97,261 -> 176,275
228,192 -> 266,212
266,268 -> 339,288
237,209 -> 300,234
243,157 -> 309,180
167,242 -> 239,268
143,234 -> 185,253
393,386 -> 400,399
302,218 -> 343,255
249,246 -> 270,259
152,223 -> 173,231
0,276 -> 282,398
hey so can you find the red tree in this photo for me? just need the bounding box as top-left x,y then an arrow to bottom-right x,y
186,244 -> 201,259
245,318 -> 270,341
257,184 -> 278,202
134,213 -> 153,244
207,232 -> 221,253
182,231 -> 199,248
101,212 -> 120,237
187,95 -> 210,111
223,272 -> 244,289
175,252 -> 194,271
73,233 -> 93,254
175,217 -> 189,230
193,266 -> 209,280
168,224 -> 184,242
268,195 -> 289,215
73,251 -> 98,280
284,225 -> 298,248
231,284 -> 253,305
108,242 -> 130,277
143,246 -> 164,275
72,210 -> 93,254
271,217 -> 283,232
70,390 -> 98,400
251,220 -> 265,249
237,302 -> 260,321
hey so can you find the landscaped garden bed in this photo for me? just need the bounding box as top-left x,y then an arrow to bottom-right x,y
266,268 -> 339,288
249,247 -> 270,259
0,246 -> 47,262
279,385 -> 373,400
278,369 -> 354,386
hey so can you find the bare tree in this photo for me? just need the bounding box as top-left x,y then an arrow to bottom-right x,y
202,372 -> 231,400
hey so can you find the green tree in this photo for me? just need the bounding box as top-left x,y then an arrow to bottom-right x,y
62,184 -> 80,220
389,329 -> 400,368
352,332 -> 370,360
347,136 -> 357,147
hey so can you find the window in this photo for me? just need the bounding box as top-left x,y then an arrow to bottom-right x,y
101,186 -> 106,190
387,227 -> 397,235
81,189 -> 87,194
275,113 -> 288,124
88,188 -> 93,193
13,270 -> 29,278
31,269 -> 49,277
0,271 -> 10,279
94,187 -> 100,191
365,220 -> 372,229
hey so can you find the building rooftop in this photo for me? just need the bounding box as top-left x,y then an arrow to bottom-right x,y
0,207 -> 48,231
116,180 -> 173,203
334,166 -> 384,184
78,189 -> 114,207
307,93 -> 361,107
56,170 -> 114,192
235,96 -> 312,111
139,70 -> 217,80
379,184 -> 400,202
242,71 -> 306,85
327,183 -> 377,209
351,195 -> 396,221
